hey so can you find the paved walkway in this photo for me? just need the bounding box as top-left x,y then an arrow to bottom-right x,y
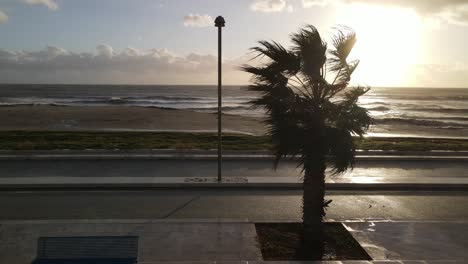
345,221 -> 468,261
1,151 -> 466,262
1,219 -> 467,263
2,190 -> 468,221
1,176 -> 467,191
1,150 -> 467,190
0,220 -> 262,263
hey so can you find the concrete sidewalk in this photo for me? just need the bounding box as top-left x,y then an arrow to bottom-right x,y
0,219 -> 262,263
2,190 -> 467,222
345,221 -> 468,261
1,176 -> 468,191
1,219 -> 467,263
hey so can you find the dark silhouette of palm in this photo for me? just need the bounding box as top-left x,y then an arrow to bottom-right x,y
243,25 -> 372,258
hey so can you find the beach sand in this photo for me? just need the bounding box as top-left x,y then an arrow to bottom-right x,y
1,105 -> 466,139
0,105 -> 267,135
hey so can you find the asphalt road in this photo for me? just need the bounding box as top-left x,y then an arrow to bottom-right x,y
0,159 -> 467,182
1,190 -> 467,221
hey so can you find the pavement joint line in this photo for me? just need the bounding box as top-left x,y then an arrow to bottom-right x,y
1,155 -> 467,161
0,218 -> 253,225
1,182 -> 467,191
4,190 -> 467,196
1,149 -> 467,160
161,195 -> 201,219
1,219 -> 467,225
1,149 -> 467,154
117,261 -> 468,263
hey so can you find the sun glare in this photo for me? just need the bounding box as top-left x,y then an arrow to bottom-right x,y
335,4 -> 423,87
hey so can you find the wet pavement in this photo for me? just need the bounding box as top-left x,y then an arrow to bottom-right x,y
1,190 -> 468,221
1,155 -> 466,262
1,219 -> 467,263
346,221 -> 468,261
0,159 -> 466,185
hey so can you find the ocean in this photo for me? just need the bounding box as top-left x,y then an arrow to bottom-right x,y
0,84 -> 467,139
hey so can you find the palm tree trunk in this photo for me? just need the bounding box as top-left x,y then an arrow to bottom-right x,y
301,156 -> 326,259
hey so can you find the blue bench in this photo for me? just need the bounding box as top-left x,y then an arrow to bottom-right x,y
32,236 -> 139,264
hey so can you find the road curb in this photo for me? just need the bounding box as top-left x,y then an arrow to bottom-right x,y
0,150 -> 467,161
1,149 -> 467,155
1,182 -> 467,191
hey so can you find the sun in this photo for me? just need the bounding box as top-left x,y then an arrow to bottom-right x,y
334,4 -> 423,87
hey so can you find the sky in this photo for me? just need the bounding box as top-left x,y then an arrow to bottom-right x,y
1,0 -> 468,87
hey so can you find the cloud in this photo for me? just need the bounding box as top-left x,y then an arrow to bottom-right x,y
23,0 -> 58,11
340,0 -> 468,14
302,0 -> 328,7
0,45 -> 252,85
250,0 -> 287,13
0,10 -> 8,24
96,44 -> 115,58
302,0 -> 468,24
183,14 -> 213,27
1,46 -> 466,87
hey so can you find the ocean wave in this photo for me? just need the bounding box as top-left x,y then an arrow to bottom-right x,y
437,126 -> 467,130
375,118 -> 468,129
5,95 -> 252,108
407,107 -> 468,114
0,103 -> 35,107
363,103 -> 468,115
369,95 -> 468,101
112,95 -> 257,102
69,96 -> 212,104
367,106 -> 391,111
187,106 -> 252,112
60,95 -> 254,106
406,115 -> 468,122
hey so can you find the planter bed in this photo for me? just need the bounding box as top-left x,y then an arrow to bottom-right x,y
255,222 -> 371,261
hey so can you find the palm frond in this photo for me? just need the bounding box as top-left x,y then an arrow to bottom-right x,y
332,86 -> 373,136
330,26 -> 356,66
328,26 -> 358,90
325,127 -> 355,173
291,25 -> 327,83
250,40 -> 301,76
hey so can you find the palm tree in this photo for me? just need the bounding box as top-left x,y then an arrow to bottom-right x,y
243,25 -> 372,258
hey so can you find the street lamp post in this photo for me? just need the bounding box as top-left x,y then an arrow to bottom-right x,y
215,16 -> 225,183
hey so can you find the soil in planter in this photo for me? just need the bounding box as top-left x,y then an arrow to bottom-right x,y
255,222 -> 372,261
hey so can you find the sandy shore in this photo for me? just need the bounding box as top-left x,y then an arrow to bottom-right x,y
1,105 -> 466,139
0,105 -> 266,135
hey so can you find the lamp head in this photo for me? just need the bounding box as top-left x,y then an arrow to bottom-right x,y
214,16 -> 225,27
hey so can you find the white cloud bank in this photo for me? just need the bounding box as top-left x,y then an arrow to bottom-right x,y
302,0 -> 328,8
0,46 -> 251,85
302,0 -> 468,24
0,45 -> 466,87
250,0 -> 287,13
0,10 -> 8,24
183,14 -> 213,27
23,0 -> 58,11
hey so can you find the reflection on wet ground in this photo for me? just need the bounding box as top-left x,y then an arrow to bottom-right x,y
0,159 -> 466,184
346,221 -> 468,260
327,160 -> 468,184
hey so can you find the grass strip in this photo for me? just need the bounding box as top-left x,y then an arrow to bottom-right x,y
0,131 -> 467,151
